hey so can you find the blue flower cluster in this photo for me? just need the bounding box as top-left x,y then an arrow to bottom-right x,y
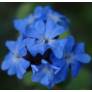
1,6 -> 91,88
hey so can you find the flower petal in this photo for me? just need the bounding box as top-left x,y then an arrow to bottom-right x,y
19,58 -> 30,69
7,66 -> 16,76
54,64 -> 68,84
49,39 -> 67,59
74,53 -> 91,63
75,43 -> 85,54
26,38 -> 47,56
1,53 -> 12,70
13,15 -> 34,34
45,19 -> 64,39
50,54 -> 66,67
65,36 -> 75,53
16,64 -> 26,79
71,61 -> 81,78
14,19 -> 27,34
26,19 -> 45,39
34,6 -> 44,19
6,41 -> 16,52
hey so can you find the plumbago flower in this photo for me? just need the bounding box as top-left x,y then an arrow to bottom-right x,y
30,36 -> 91,88
14,6 -> 68,59
31,59 -> 60,88
1,37 -> 30,79
1,6 -> 91,89
50,36 -> 91,83
14,6 -> 69,36
25,18 -> 67,58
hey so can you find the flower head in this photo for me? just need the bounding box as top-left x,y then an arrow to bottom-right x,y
1,38 -> 30,79
1,53 -> 30,79
50,36 -> 91,81
25,18 -> 67,58
31,59 -> 60,88
14,6 -> 69,36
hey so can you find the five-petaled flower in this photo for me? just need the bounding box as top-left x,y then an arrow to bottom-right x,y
25,18 -> 67,58
50,36 -> 91,82
31,59 -> 60,88
1,37 -> 30,79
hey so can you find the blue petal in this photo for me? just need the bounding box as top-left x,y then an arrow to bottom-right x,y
71,61 -> 81,78
14,15 -> 34,34
7,66 -> 16,76
44,6 -> 52,14
32,43 -> 46,55
26,38 -> 36,56
1,53 -> 12,70
74,54 -> 91,63
32,69 -> 44,82
40,73 -> 54,87
65,36 -> 75,53
14,19 -> 27,34
26,38 -> 47,56
26,19 -> 45,39
16,64 -> 26,79
6,41 -> 16,52
49,39 -> 67,59
32,66 -> 54,88
54,64 -> 68,84
6,40 -> 27,56
75,43 -> 85,54
31,65 -> 39,74
34,6 -> 44,19
16,39 -> 27,56
45,19 -> 64,39
50,54 -> 66,67
19,58 -> 30,69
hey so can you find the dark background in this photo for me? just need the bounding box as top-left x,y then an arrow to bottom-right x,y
0,2 -> 92,90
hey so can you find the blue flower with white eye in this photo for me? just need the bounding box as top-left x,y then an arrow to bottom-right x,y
1,38 -> 30,79
14,6 -> 69,37
31,59 -> 60,88
25,18 -> 67,58
50,36 -> 91,83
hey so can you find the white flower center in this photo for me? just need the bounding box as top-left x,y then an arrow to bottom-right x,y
65,53 -> 74,64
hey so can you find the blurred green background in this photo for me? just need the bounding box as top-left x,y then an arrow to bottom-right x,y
0,2 -> 92,90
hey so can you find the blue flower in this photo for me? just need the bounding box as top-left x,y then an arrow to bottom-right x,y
25,19 -> 67,58
1,53 -> 30,79
50,36 -> 91,82
31,59 -> 60,88
14,6 -> 69,37
1,37 -> 30,79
